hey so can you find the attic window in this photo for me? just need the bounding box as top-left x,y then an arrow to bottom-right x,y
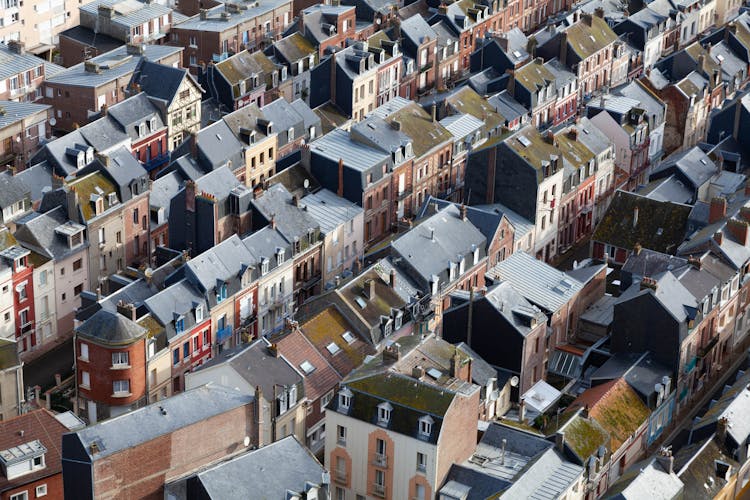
377,402 -> 392,425
300,360 -> 315,374
138,123 -> 146,138
342,331 -> 356,344
715,460 -> 731,480
418,415 -> 434,437
108,192 -> 118,206
261,258 -> 269,275
288,127 -> 295,141
339,388 -> 352,410
426,368 -> 443,380
150,118 -> 157,131
195,305 -> 204,322
276,248 -> 285,265
517,135 -> 532,147
326,342 -> 341,355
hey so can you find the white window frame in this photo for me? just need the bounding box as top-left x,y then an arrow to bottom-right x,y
35,484 -> 47,497
112,351 -> 129,367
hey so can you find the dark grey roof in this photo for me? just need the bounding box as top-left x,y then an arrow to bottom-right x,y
131,60 -> 197,107
13,206 -> 86,261
487,90 -> 528,123
616,271 -> 698,325
650,146 -> 718,191
400,14 -> 437,48
185,235 -> 256,293
251,183 -> 320,242
14,163 -> 54,203
259,98 -> 306,147
58,26 -> 122,54
480,282 -> 547,337
105,146 -> 149,188
605,457 -> 684,499
196,120 -> 245,171
76,308 -> 147,345
195,436 -> 325,499
70,384 -> 253,461
574,117 -> 612,156
242,226 -> 292,270
144,279 -> 207,336
692,370 -> 750,445
418,196 -> 504,244
0,172 -> 30,208
617,80 -> 666,128
107,92 -> 165,142
149,171 -> 183,222
195,165 -> 241,200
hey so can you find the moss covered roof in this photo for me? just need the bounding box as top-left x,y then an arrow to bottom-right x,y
514,59 -> 555,92
274,32 -> 317,63
571,379 -> 650,452
385,103 -> 452,157
566,15 -> 618,60
505,126 -> 564,183
0,229 -> 17,252
593,190 -> 692,253
347,372 -> 456,415
564,415 -> 609,460
67,171 -> 119,222
557,132 -> 595,167
445,87 -> 504,131
300,306 -> 369,375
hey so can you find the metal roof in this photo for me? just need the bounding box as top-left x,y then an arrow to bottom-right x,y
309,128 -> 390,172
0,43 -> 48,81
301,188 -> 363,235
0,101 -> 50,129
440,113 -> 483,140
81,0 -> 172,28
46,44 -> 183,88
175,0 -> 291,32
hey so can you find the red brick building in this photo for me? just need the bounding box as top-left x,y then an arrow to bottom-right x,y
0,246 -> 36,353
74,306 -> 148,423
0,409 -> 69,500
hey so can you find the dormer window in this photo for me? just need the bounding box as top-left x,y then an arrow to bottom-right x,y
393,310 -> 403,330
216,282 -> 228,303
76,151 -> 85,168
377,402 -> 392,425
108,192 -> 118,206
449,261 -> 457,281
288,127 -> 295,141
458,255 -> 465,275
261,258 -> 269,275
69,231 -> 82,248
0,440 -> 47,480
307,229 -> 315,245
418,415 -> 434,437
175,317 -> 185,334
195,305 -> 204,322
338,387 -> 353,411
276,248 -> 285,265
138,123 -> 146,137
472,245 -> 479,265
150,118 -> 157,131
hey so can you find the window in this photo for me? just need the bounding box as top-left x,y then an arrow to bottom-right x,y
195,305 -> 204,322
417,451 -> 427,472
192,336 -> 199,352
300,360 -> 315,374
36,484 -> 47,497
17,283 -> 27,301
80,343 -> 89,361
173,349 -> 180,365
74,284 -> 83,296
339,388 -> 352,410
112,352 -> 129,367
418,415 -> 433,437
216,282 -> 227,303
326,342 -> 341,355
113,379 -> 130,395
203,330 -> 210,348
81,371 -> 90,388
175,317 -> 184,334
133,208 -> 139,225
377,402 -> 392,424
183,341 -> 189,358
337,424 -> 347,445
10,492 -> 28,500
73,259 -> 82,271
322,390 -> 334,408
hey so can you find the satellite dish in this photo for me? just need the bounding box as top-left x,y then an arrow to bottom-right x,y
144,268 -> 153,279
510,376 -> 519,387
243,436 -> 250,447
15,136 -> 21,143
49,117 -> 56,126
303,179 -> 310,189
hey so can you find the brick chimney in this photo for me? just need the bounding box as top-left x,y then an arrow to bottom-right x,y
382,342 -> 400,362
460,203 -> 468,220
714,230 -> 724,245
389,269 -> 396,289
116,300 -> 137,321
709,197 -> 727,224
655,447 -> 674,474
727,219 -> 750,245
364,278 -> 375,300
640,276 -> 658,291
189,130 -> 199,159
740,206 -> 750,222
185,180 -> 196,212
450,349 -> 472,382
7,40 -> 25,55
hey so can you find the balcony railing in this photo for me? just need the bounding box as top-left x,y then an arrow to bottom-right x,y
143,152 -> 170,172
216,326 -> 233,343
372,453 -> 388,468
372,484 -> 386,498
698,335 -> 720,358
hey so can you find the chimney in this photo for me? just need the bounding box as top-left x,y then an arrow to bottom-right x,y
126,43 -> 145,56
337,158 -> 344,197
656,447 -> 675,474
389,269 -> 396,289
199,8 -> 209,19
450,349 -> 472,382
438,3 -> 448,14
391,119 -> 401,131
727,219 -> 750,246
594,6 -> 605,18
568,128 -> 578,141
634,242 -> 642,255
633,206 -> 639,227
555,431 -> 565,452
116,300 -> 137,321
270,215 -> 277,229
292,195 -> 299,207
544,129 -> 556,145
185,180 -> 196,212
519,399 -> 526,423
640,276 -> 658,291
268,343 -> 279,357
431,102 -> 437,122
364,278 -> 375,299
96,153 -> 110,167
714,230 -> 724,245
581,13 -> 593,26
687,255 -> 702,269
709,197 -> 727,224
740,206 -> 750,222
412,365 -> 425,378
717,416 -> 729,446
460,203 -> 468,221
189,130 -> 199,159
7,40 -> 25,55
429,227 -> 435,241
100,104 -> 108,116
254,385 -> 264,447
66,187 -> 79,222
382,342 -> 400,362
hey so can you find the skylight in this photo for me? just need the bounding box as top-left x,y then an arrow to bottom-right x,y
327,342 -> 341,355
427,368 -> 443,379
342,331 -> 356,344
300,361 -> 315,374
518,135 -> 532,147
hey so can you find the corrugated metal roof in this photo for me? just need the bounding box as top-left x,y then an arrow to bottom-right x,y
0,100 -> 50,129
486,251 -> 583,312
46,44 -> 182,88
81,0 -> 172,28
309,128 -> 389,172
440,113 -> 483,139
301,188 -> 363,234
0,43 -> 47,81
175,0 -> 291,32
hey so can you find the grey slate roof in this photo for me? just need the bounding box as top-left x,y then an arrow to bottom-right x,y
487,90 -> 528,123
149,171 -> 183,222
46,44 -> 183,88
70,384 -> 253,461
650,146 -> 718,191
13,206 -> 86,261
480,281 -> 547,338
80,0 -> 172,29
692,370 -> 750,446
195,165 -> 241,200
13,163 -> 53,203
194,436 -> 325,499
605,457 -> 684,499
474,202 -> 534,245
75,308 -> 147,345
486,251 -> 584,313
144,279 -> 207,335
617,271 -> 698,325
185,235 -> 256,293
195,120 -> 245,171
0,172 -> 30,208
251,183 -> 320,242
0,101 -> 50,129
175,0 -> 291,32
310,128 -> 390,173
502,447 -> 583,499
418,196 -> 504,246
242,226 -> 292,272
301,188 -> 363,235
0,43 -> 59,81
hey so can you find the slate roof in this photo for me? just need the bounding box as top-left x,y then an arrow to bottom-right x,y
301,188 -> 362,235
131,60 -> 198,107
475,281 -> 547,338
0,172 -> 30,209
175,0 -> 291,32
443,86 -> 505,132
501,447 -> 583,499
251,183 -> 320,242
194,436 -> 325,499
149,171 -> 183,224
75,308 -> 147,345
674,438 -> 737,499
80,0 -> 172,29
616,270 -> 699,326
13,207 -> 86,261
185,235 -> 256,292
605,457 -> 684,499
650,146 -> 718,191
13,164 -> 54,203
309,128 -> 390,173
487,90 -> 528,124
68,384 -> 253,461
486,251 -> 583,313
566,15 -> 619,60
692,370 -> 750,446
593,190 -> 692,254
144,279 -> 207,337
58,26 -> 123,55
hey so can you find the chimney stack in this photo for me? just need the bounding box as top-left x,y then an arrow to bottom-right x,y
364,278 -> 375,299
185,180 -> 196,213
389,269 -> 396,289
337,158 -> 344,197
714,230 -> 724,245
717,416 -> 729,446
116,300 -> 137,321
189,131 -> 199,159
7,40 -> 25,55
431,102 -> 437,123
727,219 -> 750,245
709,197 -> 728,224
555,431 -> 565,452
656,447 -> 675,474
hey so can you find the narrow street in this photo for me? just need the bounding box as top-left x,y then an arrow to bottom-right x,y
23,338 -> 74,392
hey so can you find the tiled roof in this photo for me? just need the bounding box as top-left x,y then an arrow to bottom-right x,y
274,327 -> 341,401
298,306 -> 371,377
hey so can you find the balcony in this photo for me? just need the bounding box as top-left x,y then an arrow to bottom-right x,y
216,326 -> 233,343
372,484 -> 386,498
9,86 -> 28,98
698,335 -> 719,358
372,453 -> 388,468
20,322 -> 33,335
143,152 -> 170,172
684,356 -> 698,374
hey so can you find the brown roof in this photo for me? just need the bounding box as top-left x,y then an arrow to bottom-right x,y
299,306 -> 372,377
0,409 -> 68,494
274,327 -> 341,401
